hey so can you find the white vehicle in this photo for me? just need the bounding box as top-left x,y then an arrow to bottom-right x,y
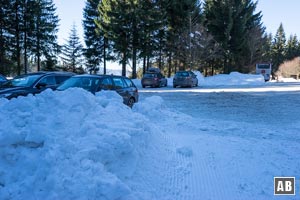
256,63 -> 271,81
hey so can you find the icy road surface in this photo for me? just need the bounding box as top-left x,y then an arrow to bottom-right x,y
136,83 -> 300,200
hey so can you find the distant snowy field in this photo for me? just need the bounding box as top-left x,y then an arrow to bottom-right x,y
1,72 -> 300,199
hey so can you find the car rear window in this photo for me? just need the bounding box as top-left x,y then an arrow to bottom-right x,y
176,72 -> 189,77
143,73 -> 157,78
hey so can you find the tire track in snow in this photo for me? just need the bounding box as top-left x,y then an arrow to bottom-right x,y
160,119 -> 247,200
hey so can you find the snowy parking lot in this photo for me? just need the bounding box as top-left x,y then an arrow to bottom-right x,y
1,74 -> 300,200
137,83 -> 300,200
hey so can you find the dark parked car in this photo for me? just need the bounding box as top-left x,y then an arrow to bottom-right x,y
141,72 -> 167,88
57,74 -> 139,107
0,74 -> 8,85
173,71 -> 198,88
0,71 -> 74,99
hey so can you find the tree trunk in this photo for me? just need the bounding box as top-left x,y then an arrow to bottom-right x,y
103,38 -> 107,75
168,53 -> 172,78
132,46 -> 137,79
143,56 -> 146,74
15,2 -> 21,75
122,51 -> 126,76
146,55 -> 150,71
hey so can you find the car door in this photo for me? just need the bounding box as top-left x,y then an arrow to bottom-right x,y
98,77 -> 114,91
55,75 -> 73,86
123,77 -> 137,99
34,75 -> 56,93
189,72 -> 197,86
157,73 -> 164,87
112,77 -> 128,103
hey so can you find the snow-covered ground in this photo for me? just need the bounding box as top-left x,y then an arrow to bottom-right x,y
1,72 -> 300,199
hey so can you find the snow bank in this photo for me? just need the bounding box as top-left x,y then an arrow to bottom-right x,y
0,88 -> 159,200
201,72 -> 265,86
134,71 -> 265,88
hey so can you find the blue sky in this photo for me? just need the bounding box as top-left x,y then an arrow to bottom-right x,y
53,0 -> 300,45
257,0 -> 300,37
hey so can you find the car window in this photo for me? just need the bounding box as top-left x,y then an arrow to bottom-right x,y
80,78 -> 100,91
143,73 -> 157,78
99,77 -> 114,90
55,76 -> 71,84
57,77 -> 100,92
9,75 -> 41,87
112,77 -> 126,89
124,78 -> 134,87
176,72 -> 189,77
38,76 -> 56,86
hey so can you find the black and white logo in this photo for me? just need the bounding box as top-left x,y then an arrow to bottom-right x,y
274,177 -> 295,195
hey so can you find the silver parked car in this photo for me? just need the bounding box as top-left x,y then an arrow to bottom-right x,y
141,72 -> 167,88
173,71 -> 198,88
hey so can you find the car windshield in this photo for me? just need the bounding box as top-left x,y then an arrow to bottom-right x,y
143,73 -> 157,78
176,72 -> 189,77
57,77 -> 100,92
2,74 -> 41,87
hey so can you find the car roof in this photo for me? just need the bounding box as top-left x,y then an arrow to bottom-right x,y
144,71 -> 162,74
71,74 -> 131,79
176,70 -> 192,73
16,71 -> 75,77
30,71 -> 75,75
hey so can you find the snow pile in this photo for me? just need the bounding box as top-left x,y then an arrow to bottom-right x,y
202,72 -> 265,86
0,88 -> 157,200
134,71 -> 265,88
275,77 -> 300,82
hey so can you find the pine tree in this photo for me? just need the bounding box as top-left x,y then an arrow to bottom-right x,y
261,33 -> 272,63
9,0 -> 23,75
61,24 -> 84,73
163,0 -> 200,76
33,0 -> 60,71
97,0 -> 132,76
0,0 -> 14,75
83,0 -> 108,74
271,23 -> 286,72
285,34 -> 299,61
203,0 -> 264,73
2,0 -> 59,74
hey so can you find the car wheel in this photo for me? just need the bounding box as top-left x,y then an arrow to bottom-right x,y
127,97 -> 135,108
